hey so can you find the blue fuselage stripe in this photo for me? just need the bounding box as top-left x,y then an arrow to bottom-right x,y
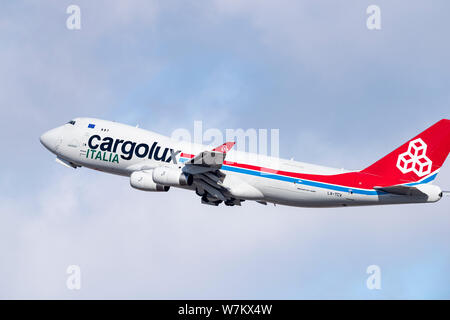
221,165 -> 380,195
180,157 -> 438,196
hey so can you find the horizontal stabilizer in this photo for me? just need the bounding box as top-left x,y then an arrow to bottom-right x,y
374,185 -> 427,196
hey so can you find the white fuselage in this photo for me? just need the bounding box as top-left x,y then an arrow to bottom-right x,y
40,118 -> 441,208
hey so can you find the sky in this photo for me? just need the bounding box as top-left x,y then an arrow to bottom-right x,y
0,0 -> 449,299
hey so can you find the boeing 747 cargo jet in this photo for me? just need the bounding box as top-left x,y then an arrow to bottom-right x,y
40,118 -> 450,207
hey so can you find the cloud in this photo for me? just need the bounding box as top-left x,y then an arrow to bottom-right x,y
0,0 -> 449,299
2,165 -> 449,298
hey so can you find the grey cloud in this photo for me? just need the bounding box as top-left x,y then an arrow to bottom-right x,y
0,0 -> 449,299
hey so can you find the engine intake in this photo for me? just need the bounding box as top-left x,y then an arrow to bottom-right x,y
130,170 -> 170,192
152,166 -> 193,186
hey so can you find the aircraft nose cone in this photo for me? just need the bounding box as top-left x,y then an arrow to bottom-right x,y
40,128 -> 61,152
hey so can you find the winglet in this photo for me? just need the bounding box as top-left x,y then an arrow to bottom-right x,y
212,142 -> 235,153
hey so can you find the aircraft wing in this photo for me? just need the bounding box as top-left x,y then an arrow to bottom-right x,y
183,142 -> 234,170
183,142 -> 240,206
185,150 -> 226,169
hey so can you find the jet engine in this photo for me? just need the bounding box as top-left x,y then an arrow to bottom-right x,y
152,166 -> 193,186
130,170 -> 170,192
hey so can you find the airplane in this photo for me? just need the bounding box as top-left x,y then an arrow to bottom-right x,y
40,118 -> 450,208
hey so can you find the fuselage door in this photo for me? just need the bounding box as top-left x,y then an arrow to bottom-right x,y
79,132 -> 90,158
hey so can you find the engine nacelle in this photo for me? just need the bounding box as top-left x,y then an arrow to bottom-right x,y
130,170 -> 170,192
152,166 -> 193,186
416,184 -> 442,202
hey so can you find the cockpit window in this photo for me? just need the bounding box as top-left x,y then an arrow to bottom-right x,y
67,120 -> 76,125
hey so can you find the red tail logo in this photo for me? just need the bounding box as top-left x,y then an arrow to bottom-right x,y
396,138 -> 432,177
361,119 -> 450,185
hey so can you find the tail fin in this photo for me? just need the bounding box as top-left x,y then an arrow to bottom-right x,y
361,119 -> 450,184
